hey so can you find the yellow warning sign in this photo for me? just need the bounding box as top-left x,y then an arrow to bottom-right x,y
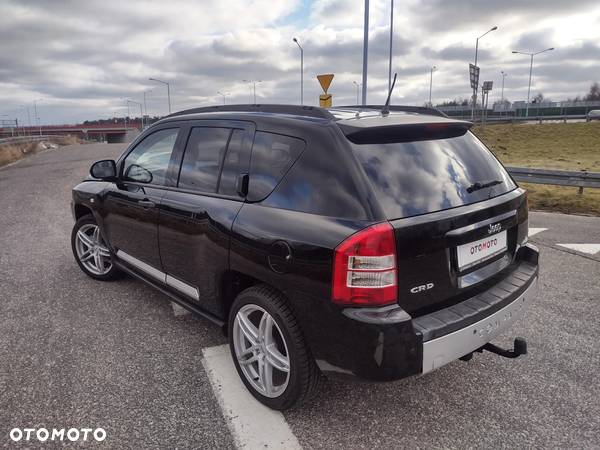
319,94 -> 332,108
317,74 -> 334,93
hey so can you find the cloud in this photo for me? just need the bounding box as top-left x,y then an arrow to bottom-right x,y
0,0 -> 599,124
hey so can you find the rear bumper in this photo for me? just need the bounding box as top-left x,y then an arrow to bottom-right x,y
307,243 -> 539,381
421,274 -> 537,373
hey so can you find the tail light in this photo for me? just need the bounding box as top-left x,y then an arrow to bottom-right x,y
332,222 -> 397,306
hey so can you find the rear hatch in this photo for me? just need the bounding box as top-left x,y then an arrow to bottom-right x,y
347,119 -> 527,316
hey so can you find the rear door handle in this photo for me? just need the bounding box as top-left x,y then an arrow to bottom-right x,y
138,200 -> 156,208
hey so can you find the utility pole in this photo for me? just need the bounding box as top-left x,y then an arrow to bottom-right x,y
361,0 -> 369,105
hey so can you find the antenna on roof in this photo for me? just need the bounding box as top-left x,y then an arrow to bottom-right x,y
382,73 -> 397,116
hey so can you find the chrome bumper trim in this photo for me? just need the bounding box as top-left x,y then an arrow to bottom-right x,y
422,276 -> 538,374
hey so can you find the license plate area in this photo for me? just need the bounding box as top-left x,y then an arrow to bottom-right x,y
456,230 -> 507,271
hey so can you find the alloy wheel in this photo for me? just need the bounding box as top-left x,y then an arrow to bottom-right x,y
233,304 -> 291,398
75,223 -> 112,276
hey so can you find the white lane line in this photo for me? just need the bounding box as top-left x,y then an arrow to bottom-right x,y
528,228 -> 548,237
556,243 -> 600,255
171,302 -> 190,316
202,344 -> 302,450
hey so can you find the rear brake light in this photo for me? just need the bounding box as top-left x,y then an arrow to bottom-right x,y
332,223 -> 397,306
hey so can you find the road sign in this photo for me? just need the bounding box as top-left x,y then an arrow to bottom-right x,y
469,64 -> 480,90
319,94 -> 332,108
482,81 -> 493,92
317,74 -> 334,93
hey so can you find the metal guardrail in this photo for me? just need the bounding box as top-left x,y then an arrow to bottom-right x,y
507,166 -> 600,194
446,115 -> 589,123
483,115 -> 588,123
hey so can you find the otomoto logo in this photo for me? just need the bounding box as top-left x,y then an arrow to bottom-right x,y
470,237 -> 498,255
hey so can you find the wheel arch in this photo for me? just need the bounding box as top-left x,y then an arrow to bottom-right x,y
220,270 -> 289,334
73,203 -> 94,221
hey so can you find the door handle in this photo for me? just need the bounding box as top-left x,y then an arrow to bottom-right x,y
138,200 -> 156,208
236,173 -> 249,198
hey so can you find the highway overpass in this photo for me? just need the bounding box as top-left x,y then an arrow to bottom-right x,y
0,123 -> 140,143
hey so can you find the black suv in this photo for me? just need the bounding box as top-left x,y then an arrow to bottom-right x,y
71,104 -> 539,410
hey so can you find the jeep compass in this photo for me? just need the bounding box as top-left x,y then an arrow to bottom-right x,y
71,104 -> 539,410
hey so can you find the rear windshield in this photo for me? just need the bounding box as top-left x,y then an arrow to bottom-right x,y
352,131 -> 516,219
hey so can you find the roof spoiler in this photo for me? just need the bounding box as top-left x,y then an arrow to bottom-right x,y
337,105 -> 449,118
339,121 -> 473,145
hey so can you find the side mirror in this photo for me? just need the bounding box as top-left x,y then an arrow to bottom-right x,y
90,160 -> 117,180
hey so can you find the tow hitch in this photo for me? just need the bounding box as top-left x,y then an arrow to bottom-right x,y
460,337 -> 528,362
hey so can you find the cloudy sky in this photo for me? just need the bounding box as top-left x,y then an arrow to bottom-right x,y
1,0 -> 600,125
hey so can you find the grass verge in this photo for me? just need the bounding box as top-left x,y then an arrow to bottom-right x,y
473,122 -> 600,216
0,135 -> 81,168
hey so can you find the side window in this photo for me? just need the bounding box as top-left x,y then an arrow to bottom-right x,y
218,129 -> 250,196
248,132 -> 305,201
122,128 -> 179,185
178,127 -> 231,193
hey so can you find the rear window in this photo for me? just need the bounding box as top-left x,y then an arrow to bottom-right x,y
352,131 -> 516,219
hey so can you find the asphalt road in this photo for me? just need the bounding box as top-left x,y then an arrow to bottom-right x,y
1,143 -> 599,449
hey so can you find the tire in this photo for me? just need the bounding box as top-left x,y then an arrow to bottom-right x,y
71,214 -> 121,281
228,284 -> 320,410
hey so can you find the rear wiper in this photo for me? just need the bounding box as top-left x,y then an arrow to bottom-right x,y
467,179 -> 503,193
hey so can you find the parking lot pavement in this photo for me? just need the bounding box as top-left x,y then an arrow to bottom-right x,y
1,143 -> 599,448
529,211 -> 600,261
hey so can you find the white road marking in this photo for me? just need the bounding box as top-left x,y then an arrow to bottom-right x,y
202,344 -> 302,450
528,228 -> 548,237
171,302 -> 190,316
557,243 -> 600,255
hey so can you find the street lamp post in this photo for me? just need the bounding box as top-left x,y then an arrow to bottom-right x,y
33,99 -> 42,136
292,38 -> 304,105
21,106 -> 32,135
353,81 -> 361,105
429,66 -> 437,107
127,99 -> 143,129
511,47 -> 554,118
143,89 -> 152,121
148,78 -> 171,114
242,80 -> 261,104
500,71 -> 507,103
471,26 -> 498,119
216,91 -> 229,105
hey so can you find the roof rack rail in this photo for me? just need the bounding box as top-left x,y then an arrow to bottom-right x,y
336,105 -> 448,118
165,104 -> 336,120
